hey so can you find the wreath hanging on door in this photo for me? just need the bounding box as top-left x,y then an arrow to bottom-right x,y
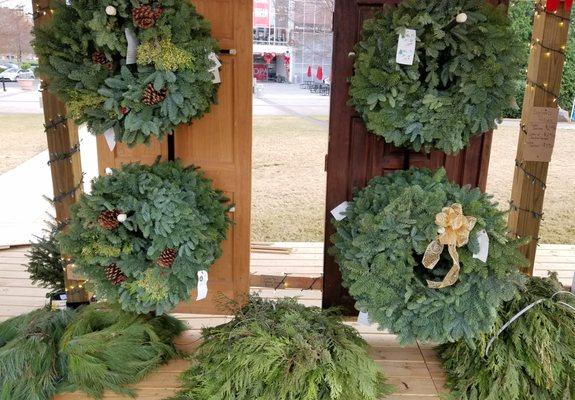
329,168 -> 526,345
33,0 -> 219,146
348,0 -> 524,154
59,161 -> 231,314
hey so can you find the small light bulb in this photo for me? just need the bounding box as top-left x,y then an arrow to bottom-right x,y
105,5 -> 117,16
117,213 -> 127,222
105,167 -> 113,175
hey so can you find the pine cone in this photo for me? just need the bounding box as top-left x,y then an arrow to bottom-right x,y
157,248 -> 178,268
119,106 -> 129,116
142,83 -> 167,106
105,263 -> 127,285
98,209 -> 122,230
91,51 -> 113,70
132,5 -> 159,29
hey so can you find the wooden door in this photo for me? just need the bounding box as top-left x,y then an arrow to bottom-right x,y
97,0 -> 252,314
323,0 -> 508,313
172,0 -> 252,314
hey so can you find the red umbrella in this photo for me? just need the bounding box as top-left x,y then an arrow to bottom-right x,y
306,65 -> 312,78
316,66 -> 323,81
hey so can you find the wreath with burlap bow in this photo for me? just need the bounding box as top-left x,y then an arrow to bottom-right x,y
330,168 -> 526,344
348,0 -> 524,154
33,0 -> 218,146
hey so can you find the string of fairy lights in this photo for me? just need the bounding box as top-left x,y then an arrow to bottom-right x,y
506,0 -> 571,238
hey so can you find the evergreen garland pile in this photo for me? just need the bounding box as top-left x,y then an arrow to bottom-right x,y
349,0 -> 524,153
33,0 -> 218,145
171,296 -> 393,400
438,275 -> 575,400
0,305 -> 185,400
330,168 -> 526,345
59,160 -> 231,314
26,219 -> 67,297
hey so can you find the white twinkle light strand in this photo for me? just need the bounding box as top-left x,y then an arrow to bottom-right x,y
456,13 -> 468,23
117,213 -> 127,222
105,5 -> 117,16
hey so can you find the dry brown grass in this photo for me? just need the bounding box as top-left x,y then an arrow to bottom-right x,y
0,114 -> 572,243
0,114 -> 46,174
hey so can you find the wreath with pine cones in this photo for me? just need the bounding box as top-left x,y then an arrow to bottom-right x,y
33,0 -> 218,146
330,168 -> 527,344
348,0 -> 524,154
59,161 -> 231,314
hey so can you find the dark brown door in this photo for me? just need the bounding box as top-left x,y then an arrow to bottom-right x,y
323,0 -> 508,313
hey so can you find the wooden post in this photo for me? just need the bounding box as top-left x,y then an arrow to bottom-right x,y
507,0 -> 572,275
32,0 -> 88,303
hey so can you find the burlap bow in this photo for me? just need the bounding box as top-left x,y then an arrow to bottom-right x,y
422,203 -> 476,289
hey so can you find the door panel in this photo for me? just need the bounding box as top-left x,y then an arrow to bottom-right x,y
97,0 -> 252,314
172,0 -> 252,314
323,0 -> 507,313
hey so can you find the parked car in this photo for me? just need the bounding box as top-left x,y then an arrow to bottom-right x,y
0,68 -> 25,82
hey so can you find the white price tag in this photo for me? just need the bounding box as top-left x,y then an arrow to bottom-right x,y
473,229 -> 490,263
196,270 -> 208,301
125,28 -> 139,65
396,28 -> 416,65
357,311 -> 371,326
330,201 -> 349,221
208,52 -> 222,83
103,128 -> 116,151
51,300 -> 67,311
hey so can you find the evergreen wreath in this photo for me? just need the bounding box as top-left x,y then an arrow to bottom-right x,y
59,160 -> 231,314
349,0 -> 524,154
33,0 -> 218,145
330,168 -> 526,345
171,296 -> 393,400
439,275 -> 575,400
0,305 -> 185,400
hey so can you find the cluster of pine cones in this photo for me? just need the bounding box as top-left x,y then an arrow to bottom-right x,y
142,83 -> 168,106
132,4 -> 163,29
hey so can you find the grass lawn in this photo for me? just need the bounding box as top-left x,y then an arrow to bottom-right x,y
0,114 -> 46,174
0,114 -> 573,243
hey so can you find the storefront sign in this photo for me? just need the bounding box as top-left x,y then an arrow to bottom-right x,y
254,0 -> 269,27
254,63 -> 268,81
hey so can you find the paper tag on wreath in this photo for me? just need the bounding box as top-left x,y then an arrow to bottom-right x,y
103,128 -> 116,151
330,201 -> 349,221
196,270 -> 208,301
396,28 -> 416,65
472,229 -> 490,263
125,28 -> 139,65
208,52 -> 222,83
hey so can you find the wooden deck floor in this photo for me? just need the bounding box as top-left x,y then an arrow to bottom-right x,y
2,242 -> 574,399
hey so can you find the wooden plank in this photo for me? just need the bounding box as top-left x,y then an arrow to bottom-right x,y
249,273 -> 323,290
507,1 -> 572,275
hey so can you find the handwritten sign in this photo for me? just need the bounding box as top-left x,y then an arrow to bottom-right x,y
523,107 -> 558,162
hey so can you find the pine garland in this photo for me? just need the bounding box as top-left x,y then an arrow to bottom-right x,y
33,0 -> 218,146
330,168 -> 526,345
438,275 -> 575,400
170,296 -> 393,400
58,160 -> 231,314
0,305 -> 185,400
26,219 -> 67,297
349,0 -> 524,154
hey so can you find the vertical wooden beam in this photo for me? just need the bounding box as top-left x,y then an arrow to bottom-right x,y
32,0 -> 88,303
508,0 -> 571,275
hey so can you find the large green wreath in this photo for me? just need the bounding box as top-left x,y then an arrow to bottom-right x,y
330,168 -> 526,345
33,0 -> 218,145
349,0 -> 524,154
59,160 -> 231,314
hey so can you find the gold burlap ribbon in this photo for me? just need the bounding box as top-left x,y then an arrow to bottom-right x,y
422,203 -> 477,289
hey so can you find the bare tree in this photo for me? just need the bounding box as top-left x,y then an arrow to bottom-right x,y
0,7 -> 34,63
